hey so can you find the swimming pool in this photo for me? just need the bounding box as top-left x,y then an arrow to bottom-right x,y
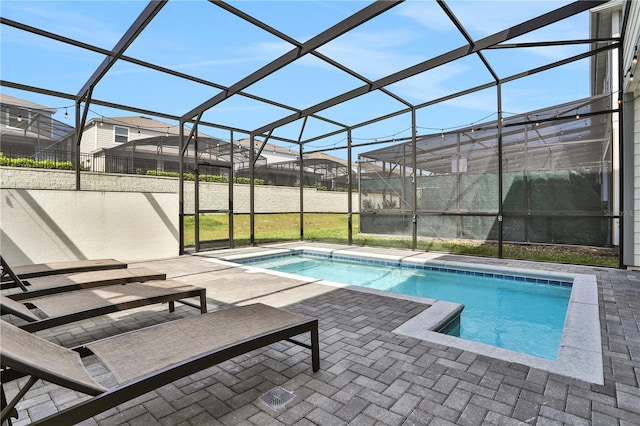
239,251 -> 572,360
221,245 -> 602,384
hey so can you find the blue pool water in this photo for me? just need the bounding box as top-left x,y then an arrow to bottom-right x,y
241,253 -> 572,360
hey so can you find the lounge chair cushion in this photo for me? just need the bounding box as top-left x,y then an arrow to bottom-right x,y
25,268 -> 165,290
25,280 -> 203,318
0,320 -> 108,395
8,259 -> 126,279
87,303 -> 314,384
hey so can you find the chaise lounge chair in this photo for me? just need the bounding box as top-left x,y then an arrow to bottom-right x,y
2,266 -> 167,299
0,279 -> 207,332
1,256 -> 127,281
1,303 -> 319,425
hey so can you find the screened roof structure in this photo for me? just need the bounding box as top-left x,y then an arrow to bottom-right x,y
0,1 -> 623,148
0,0 -> 628,256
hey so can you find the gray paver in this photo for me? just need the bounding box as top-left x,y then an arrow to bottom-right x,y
334,396 -> 369,423
458,402 -> 488,426
443,388 -> 472,412
389,393 -> 421,417
539,405 -> 591,425
3,243 -> 639,425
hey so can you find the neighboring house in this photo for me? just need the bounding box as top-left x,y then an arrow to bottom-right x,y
79,116 -> 180,154
79,118 -> 354,188
80,116 -> 261,175
0,94 -> 74,159
80,116 -> 180,174
0,99 -> 359,189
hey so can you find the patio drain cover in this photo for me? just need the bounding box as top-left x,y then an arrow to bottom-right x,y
258,386 -> 295,411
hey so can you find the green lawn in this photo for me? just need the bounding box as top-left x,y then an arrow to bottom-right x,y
184,213 -> 352,243
184,213 -> 619,267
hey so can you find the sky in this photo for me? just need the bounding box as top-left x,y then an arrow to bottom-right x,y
0,0 -> 594,158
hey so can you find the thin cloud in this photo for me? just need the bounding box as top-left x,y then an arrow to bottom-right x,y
161,40 -> 292,73
391,63 -> 475,103
2,2 -> 125,48
396,1 -> 585,65
437,1 -> 574,39
395,2 -> 456,32
316,29 -> 428,78
216,32 -> 425,81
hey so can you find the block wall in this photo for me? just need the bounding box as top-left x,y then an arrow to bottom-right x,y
0,168 -> 358,214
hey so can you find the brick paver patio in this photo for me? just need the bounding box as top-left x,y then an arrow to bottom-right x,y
4,243 -> 640,425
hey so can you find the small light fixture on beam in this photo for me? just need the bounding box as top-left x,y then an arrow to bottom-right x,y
633,46 -> 638,65
64,108 -> 68,119
626,66 -> 635,82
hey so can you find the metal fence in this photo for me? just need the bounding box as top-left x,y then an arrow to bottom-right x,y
0,147 -> 178,176
1,146 -> 78,163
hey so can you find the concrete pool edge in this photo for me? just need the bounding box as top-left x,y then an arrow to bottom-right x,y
392,272 -> 602,385
219,245 -> 604,385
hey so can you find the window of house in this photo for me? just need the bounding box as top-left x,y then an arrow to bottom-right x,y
114,126 -> 129,144
0,107 -> 9,126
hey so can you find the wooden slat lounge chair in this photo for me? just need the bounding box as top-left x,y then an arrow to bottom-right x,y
3,268 -> 167,299
1,304 -> 320,426
1,256 -> 127,281
0,280 -> 207,332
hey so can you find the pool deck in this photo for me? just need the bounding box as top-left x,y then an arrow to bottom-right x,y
5,242 -> 640,425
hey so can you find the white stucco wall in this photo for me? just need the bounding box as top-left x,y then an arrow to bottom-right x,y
0,168 -> 359,264
1,188 -> 179,265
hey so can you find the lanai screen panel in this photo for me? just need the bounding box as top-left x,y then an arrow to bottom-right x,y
359,94 -> 613,245
501,94 -> 613,246
358,110 -> 501,240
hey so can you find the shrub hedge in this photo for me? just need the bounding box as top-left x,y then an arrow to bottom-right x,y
145,170 -> 264,185
0,153 -> 77,170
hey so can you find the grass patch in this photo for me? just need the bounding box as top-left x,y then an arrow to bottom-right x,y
184,213 -> 619,267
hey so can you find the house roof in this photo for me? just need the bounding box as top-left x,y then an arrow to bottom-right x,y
0,93 -> 57,113
87,116 -> 213,138
236,138 -> 291,155
89,116 -> 179,132
235,137 -> 352,169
